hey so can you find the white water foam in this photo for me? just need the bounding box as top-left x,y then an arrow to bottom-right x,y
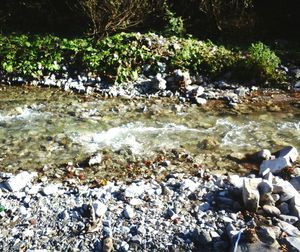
0,107 -> 41,122
71,122 -> 201,154
207,118 -> 261,147
277,121 -> 300,140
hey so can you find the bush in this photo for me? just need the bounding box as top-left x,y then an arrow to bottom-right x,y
246,42 -> 284,82
0,33 -> 285,85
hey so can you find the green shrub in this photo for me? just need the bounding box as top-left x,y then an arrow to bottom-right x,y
0,33 -> 286,85
246,42 -> 284,82
162,4 -> 185,37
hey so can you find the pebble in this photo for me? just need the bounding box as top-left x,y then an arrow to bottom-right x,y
0,146 -> 300,251
42,184 -> 59,195
123,205 -> 135,219
93,201 -> 107,217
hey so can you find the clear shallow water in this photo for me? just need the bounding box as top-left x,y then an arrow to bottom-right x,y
0,85 -> 300,176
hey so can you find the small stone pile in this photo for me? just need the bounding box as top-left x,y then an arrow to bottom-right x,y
0,146 -> 299,251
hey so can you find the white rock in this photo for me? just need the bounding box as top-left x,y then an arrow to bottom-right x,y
190,86 -> 204,97
120,241 -> 129,251
42,184 -> 59,195
93,201 -> 107,217
23,229 -> 34,237
180,179 -> 198,192
152,73 -> 166,91
195,97 -> 207,105
123,205 -> 135,219
260,157 -> 291,175
129,198 -> 144,206
228,175 -> 244,188
4,171 -> 35,192
257,149 -> 272,160
276,219 -> 300,237
14,192 -> 26,199
290,176 -> 300,191
278,146 -> 298,163
88,153 -> 102,166
242,178 -> 260,211
283,237 -> 300,252
27,184 -> 41,195
273,177 -> 299,202
290,195 -> 300,219
124,183 -> 144,198
20,206 -> 29,216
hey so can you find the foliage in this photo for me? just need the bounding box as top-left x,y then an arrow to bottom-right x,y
246,42 -> 284,82
161,2 -> 185,37
170,38 -> 236,75
0,33 -> 285,85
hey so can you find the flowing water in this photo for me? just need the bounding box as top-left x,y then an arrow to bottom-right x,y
0,85 -> 300,180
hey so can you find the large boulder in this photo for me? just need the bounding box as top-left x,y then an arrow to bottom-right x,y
259,146 -> 298,175
259,157 -> 290,176
273,177 -> 299,202
277,146 -> 298,163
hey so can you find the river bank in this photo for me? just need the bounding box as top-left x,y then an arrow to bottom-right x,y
0,82 -> 300,251
1,145 -> 300,251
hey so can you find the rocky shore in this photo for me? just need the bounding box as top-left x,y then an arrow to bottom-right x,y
1,146 -> 300,251
2,64 -> 300,107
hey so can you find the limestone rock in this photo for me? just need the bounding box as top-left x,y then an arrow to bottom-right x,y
124,183 -> 144,198
93,201 -> 107,217
257,149 -> 272,161
42,184 -> 59,195
195,97 -> 207,105
273,177 -> 299,202
278,146 -> 298,163
256,226 -> 277,246
259,157 -> 290,176
123,205 -> 135,219
290,195 -> 300,219
152,73 -> 166,91
258,180 -> 273,195
4,171 -> 36,192
88,153 -> 102,166
290,176 -> 300,191
242,179 -> 260,212
228,175 -> 244,188
276,219 -> 300,237
103,237 -> 113,252
283,237 -> 300,252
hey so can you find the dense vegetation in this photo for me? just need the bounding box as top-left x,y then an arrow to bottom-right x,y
0,1 -> 297,86
0,33 -> 284,85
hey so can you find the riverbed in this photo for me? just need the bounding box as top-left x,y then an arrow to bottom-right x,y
0,84 -> 300,182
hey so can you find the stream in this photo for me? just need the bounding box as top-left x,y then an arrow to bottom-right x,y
0,84 -> 300,181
